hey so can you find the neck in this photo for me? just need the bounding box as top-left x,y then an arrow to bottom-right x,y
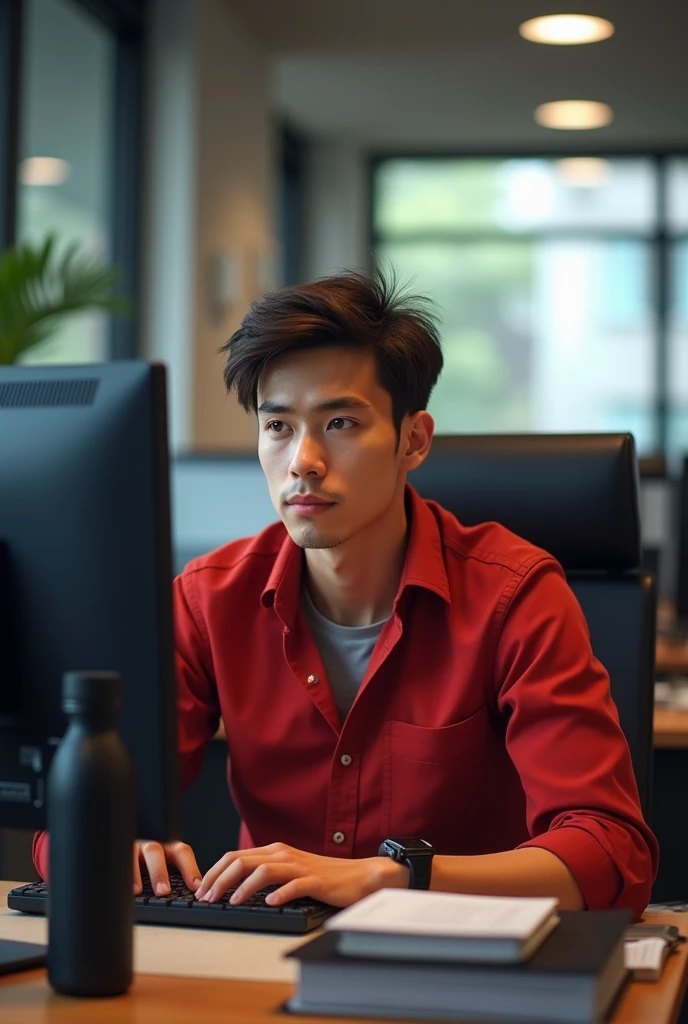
304,484 -> 409,627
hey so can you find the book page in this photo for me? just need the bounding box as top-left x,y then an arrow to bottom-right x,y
326,888 -> 558,939
625,937 -> 669,972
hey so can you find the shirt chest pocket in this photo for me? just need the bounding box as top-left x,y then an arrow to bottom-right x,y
380,706 -> 496,853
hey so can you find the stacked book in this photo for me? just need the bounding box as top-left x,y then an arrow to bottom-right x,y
287,889 -> 633,1023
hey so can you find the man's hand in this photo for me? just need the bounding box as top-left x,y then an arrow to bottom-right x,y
133,839 -> 202,897
194,842 -> 410,908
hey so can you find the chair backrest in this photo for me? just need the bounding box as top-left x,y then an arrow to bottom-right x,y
410,433 -> 655,817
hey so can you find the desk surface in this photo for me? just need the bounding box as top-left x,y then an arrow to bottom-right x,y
1,883 -> 687,1024
654,707 -> 688,748
657,636 -> 688,677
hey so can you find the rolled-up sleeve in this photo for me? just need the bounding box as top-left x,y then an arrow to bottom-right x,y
494,558 -> 658,918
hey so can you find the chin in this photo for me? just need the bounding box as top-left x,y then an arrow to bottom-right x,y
292,525 -> 343,550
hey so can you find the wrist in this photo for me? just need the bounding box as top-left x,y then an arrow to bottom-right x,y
370,855 -> 410,891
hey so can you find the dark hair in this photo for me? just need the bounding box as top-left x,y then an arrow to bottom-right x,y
220,267 -> 443,435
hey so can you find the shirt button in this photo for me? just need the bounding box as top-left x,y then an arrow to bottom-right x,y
307,674 -> 319,685
333,831 -> 345,844
340,754 -> 352,766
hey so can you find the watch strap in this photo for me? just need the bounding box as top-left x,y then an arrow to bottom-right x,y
405,849 -> 433,890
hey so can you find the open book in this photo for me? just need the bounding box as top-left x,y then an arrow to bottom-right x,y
325,888 -> 559,964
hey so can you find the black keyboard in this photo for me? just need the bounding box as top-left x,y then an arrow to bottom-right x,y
7,870 -> 337,935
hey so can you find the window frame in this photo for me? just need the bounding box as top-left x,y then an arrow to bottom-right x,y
369,150 -> 688,459
0,0 -> 145,359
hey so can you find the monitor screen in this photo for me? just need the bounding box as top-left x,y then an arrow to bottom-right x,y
0,362 -> 179,840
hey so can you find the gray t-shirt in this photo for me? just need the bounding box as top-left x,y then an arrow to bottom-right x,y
301,585 -> 388,721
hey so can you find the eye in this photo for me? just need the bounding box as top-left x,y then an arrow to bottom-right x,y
328,417 -> 355,431
266,420 -> 288,434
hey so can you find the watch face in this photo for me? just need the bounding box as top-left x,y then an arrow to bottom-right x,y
380,838 -> 433,856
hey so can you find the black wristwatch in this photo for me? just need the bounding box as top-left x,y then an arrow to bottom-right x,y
378,837 -> 434,890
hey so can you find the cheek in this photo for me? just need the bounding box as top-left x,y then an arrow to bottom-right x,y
258,445 -> 284,494
345,443 -> 400,500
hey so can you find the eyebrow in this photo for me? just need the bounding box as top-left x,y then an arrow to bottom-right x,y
257,397 -> 371,415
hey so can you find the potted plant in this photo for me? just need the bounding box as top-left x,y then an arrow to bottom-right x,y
0,234 -> 128,365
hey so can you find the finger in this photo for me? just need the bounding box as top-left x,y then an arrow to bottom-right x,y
227,862 -> 299,905
196,842 -> 292,897
164,840 -> 202,892
133,843 -> 143,895
263,876 -> 321,906
195,851 -> 242,899
140,840 -> 171,896
197,844 -> 297,899
199,857 -> 256,901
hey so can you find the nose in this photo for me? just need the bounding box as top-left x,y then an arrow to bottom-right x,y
289,432 -> 326,480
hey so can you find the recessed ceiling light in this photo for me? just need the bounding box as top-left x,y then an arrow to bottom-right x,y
556,157 -> 610,187
534,100 -> 614,130
519,14 -> 615,45
19,157 -> 71,186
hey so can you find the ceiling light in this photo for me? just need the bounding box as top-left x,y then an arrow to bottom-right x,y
19,157 -> 71,186
519,14 -> 615,45
534,100 -> 613,130
556,157 -> 610,187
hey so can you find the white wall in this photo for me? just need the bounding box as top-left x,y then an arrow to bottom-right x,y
304,138 -> 369,280
192,0 -> 277,451
143,0 -> 276,453
143,0 -> 196,451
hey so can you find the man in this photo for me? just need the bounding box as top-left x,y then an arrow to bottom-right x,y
34,269 -> 657,916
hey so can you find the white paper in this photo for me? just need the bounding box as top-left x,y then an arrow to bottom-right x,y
326,888 -> 558,939
625,937 -> 669,971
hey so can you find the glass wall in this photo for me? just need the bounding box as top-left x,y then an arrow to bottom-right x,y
373,156 -> 686,462
16,0 -> 115,364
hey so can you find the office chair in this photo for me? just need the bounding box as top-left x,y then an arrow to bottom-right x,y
410,433 -> 656,820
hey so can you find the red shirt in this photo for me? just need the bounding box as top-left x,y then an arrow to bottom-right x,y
34,485 -> 657,915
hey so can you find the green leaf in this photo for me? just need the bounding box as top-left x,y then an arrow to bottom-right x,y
0,233 -> 130,364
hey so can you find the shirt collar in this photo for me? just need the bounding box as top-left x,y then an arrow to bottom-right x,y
397,483 -> 451,605
260,482 -> 451,619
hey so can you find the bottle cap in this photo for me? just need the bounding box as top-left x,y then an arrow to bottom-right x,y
62,671 -> 123,716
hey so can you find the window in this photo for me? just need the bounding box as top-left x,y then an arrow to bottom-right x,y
0,0 -> 143,365
667,159 -> 688,463
373,156 -> 687,464
16,0 -> 115,364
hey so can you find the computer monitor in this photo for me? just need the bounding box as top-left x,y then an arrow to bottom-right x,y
0,361 -> 179,840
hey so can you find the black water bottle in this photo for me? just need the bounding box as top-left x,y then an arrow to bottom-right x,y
47,671 -> 136,996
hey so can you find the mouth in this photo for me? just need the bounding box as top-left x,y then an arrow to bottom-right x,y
286,496 -> 337,516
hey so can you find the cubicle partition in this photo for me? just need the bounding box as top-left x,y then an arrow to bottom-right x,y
172,454 -> 274,574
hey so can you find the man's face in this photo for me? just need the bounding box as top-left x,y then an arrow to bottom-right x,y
257,346 -> 409,549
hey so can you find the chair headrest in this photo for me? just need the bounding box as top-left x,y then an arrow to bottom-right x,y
409,433 -> 641,571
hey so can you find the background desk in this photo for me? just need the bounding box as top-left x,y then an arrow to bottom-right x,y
654,708 -> 688,748
656,638 -> 688,677
0,882 -> 687,1024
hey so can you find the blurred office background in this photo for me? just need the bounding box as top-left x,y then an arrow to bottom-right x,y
5,0 -> 688,895
2,0 -> 688,596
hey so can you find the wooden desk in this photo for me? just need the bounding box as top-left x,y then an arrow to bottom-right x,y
657,637 -> 688,677
0,883 -> 687,1024
654,707 -> 688,748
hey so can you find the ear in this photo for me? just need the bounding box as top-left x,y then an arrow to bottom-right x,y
400,411 -> 434,472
